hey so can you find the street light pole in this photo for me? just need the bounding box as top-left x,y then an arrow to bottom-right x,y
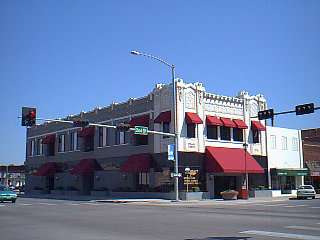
131,50 -> 180,201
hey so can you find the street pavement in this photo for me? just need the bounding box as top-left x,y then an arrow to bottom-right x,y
0,197 -> 319,240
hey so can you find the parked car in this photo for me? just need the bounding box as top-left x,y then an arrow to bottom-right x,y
297,185 -> 316,199
0,185 -> 17,203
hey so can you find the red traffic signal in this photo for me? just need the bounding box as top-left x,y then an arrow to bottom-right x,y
295,103 -> 314,116
21,107 -> 37,126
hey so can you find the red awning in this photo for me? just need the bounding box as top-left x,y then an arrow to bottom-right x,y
34,162 -> 59,176
205,146 -> 264,174
220,117 -> 237,128
70,159 -> 102,175
185,112 -> 203,124
42,134 -> 56,144
120,154 -> 152,173
206,115 -> 223,126
251,121 -> 266,131
154,111 -> 171,123
78,126 -> 95,138
129,115 -> 150,127
233,119 -> 248,129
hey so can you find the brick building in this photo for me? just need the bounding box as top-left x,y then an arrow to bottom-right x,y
25,79 -> 269,199
302,128 -> 320,191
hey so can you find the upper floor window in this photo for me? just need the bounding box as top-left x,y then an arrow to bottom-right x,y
98,127 -> 104,147
281,136 -> 288,150
187,124 -> 196,138
76,131 -> 80,150
36,138 -> 42,155
233,128 -> 243,142
163,122 -> 170,139
270,135 -> 277,149
58,134 -> 65,152
69,132 -> 77,151
207,125 -> 218,140
220,126 -> 231,141
292,137 -> 298,151
252,129 -> 260,143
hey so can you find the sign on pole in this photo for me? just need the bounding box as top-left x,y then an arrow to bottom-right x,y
134,126 -> 148,135
168,144 -> 175,161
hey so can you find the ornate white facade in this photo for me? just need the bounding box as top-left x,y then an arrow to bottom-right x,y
153,79 -> 268,156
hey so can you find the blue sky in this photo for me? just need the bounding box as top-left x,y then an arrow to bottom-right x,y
1,1 -> 319,164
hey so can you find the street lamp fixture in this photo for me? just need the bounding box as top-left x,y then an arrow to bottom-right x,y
130,49 -> 180,201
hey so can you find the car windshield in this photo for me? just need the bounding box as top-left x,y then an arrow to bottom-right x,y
0,186 -> 10,191
299,186 -> 313,189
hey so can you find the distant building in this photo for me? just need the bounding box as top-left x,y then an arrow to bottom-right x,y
266,127 -> 305,193
301,128 -> 320,191
25,80 -> 269,199
0,165 -> 25,187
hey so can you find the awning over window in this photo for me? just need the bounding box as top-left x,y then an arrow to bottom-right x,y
78,126 -> 95,138
120,154 -> 152,173
270,168 -> 309,176
206,115 -> 223,126
220,117 -> 237,128
251,121 -> 266,131
233,119 -> 248,129
70,159 -> 102,175
34,162 -> 60,176
205,146 -> 264,174
129,114 -> 150,127
154,111 -> 171,123
42,134 -> 56,144
185,112 -> 203,124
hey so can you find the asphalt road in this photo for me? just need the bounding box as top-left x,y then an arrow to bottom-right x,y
0,197 -> 319,240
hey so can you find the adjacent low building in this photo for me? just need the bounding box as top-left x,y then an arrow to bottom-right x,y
266,127 -> 305,194
0,165 -> 25,188
302,128 -> 320,191
25,79 -> 286,199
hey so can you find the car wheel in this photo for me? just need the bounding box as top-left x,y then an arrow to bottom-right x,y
312,196 -> 315,199
11,199 -> 16,203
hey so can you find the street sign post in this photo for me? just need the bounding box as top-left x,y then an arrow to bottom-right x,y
168,144 -> 175,161
134,126 -> 148,135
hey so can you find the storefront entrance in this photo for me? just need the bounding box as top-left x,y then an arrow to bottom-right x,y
214,176 -> 237,198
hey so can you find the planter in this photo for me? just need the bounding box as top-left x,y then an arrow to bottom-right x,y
30,189 -> 48,195
179,192 -> 209,201
51,190 -> 64,195
64,190 -> 80,196
91,190 -> 110,197
221,190 -> 238,200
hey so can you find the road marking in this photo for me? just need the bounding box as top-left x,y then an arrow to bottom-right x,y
69,203 -> 81,206
38,203 -> 57,206
310,207 -> 320,209
0,204 -> 5,207
240,230 -> 320,240
263,204 -> 288,207
80,202 -> 100,206
18,203 -> 33,206
286,226 -> 320,231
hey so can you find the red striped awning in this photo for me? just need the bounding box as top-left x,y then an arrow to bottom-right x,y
78,126 -> 95,138
120,154 -> 152,173
205,147 -> 264,174
154,111 -> 171,123
206,115 -> 223,126
129,115 -> 150,127
185,112 -> 203,124
233,119 -> 248,129
220,117 -> 237,128
251,121 -> 266,131
42,134 -> 56,144
34,162 -> 60,176
70,159 -> 102,175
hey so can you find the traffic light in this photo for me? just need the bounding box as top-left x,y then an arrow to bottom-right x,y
73,120 -> 89,128
258,109 -> 274,120
21,107 -> 36,126
116,123 -> 131,132
295,103 -> 314,115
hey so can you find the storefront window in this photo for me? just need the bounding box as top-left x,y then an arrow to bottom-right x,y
220,126 -> 231,141
233,128 -> 243,142
207,126 -> 218,140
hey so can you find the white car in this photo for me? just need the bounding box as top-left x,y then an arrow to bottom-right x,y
297,185 -> 316,199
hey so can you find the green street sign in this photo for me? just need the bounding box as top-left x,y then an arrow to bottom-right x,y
134,126 -> 148,135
